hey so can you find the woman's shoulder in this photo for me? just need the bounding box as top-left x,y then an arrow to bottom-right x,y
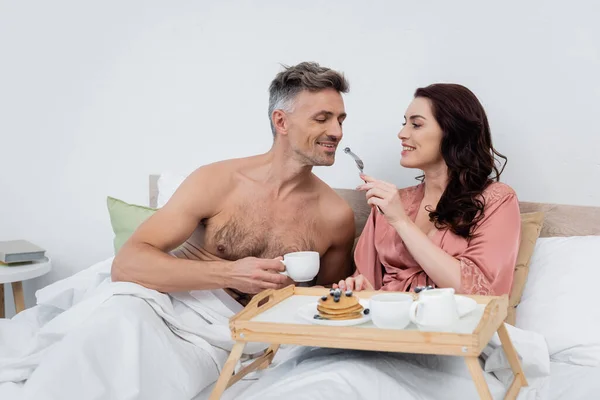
398,182 -> 424,198
481,181 -> 517,205
397,182 -> 424,208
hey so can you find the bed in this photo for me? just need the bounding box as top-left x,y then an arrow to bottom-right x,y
150,174 -> 600,399
1,175 -> 597,400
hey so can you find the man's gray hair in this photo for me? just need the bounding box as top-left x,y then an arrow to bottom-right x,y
268,62 -> 349,136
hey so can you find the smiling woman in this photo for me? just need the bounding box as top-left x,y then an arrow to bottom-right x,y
335,83 -> 521,297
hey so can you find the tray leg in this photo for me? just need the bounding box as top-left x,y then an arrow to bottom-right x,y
253,344 -> 280,371
209,341 -> 245,400
227,344 -> 280,388
259,344 -> 280,369
465,356 -> 493,400
497,324 -> 528,399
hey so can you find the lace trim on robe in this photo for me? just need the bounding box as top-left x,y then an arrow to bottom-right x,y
459,257 -> 493,295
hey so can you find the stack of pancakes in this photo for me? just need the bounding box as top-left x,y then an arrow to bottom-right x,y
316,292 -> 364,320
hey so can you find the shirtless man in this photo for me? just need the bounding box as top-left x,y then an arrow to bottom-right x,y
111,61 -> 356,303
12,63 -> 356,400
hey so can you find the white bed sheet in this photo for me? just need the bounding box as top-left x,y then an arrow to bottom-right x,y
0,257 -> 266,400
0,256 -> 554,400
195,343 -> 548,400
549,361 -> 600,400
194,358 -> 600,400
198,358 -> 600,400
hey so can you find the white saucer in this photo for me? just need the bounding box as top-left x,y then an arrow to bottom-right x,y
455,295 -> 477,317
297,298 -> 372,327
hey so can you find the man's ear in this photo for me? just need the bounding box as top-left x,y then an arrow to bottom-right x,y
272,110 -> 288,137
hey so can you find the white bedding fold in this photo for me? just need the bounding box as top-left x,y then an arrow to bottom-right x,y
0,257 -> 268,400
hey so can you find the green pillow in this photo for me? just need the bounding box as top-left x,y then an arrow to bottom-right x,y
106,196 -> 157,254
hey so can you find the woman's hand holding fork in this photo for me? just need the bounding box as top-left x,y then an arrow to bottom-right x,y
356,174 -> 409,227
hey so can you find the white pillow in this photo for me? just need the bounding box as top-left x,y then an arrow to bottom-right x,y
157,172 -> 188,208
516,236 -> 600,366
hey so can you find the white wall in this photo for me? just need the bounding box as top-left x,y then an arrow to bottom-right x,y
1,0 -> 599,317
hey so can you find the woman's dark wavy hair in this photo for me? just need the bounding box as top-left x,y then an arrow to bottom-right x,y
414,83 -> 507,238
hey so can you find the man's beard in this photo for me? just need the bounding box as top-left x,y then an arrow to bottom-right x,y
294,147 -> 335,167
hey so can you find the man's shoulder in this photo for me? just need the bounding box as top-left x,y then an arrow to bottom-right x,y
312,177 -> 354,224
188,156 -> 259,183
175,158 -> 252,203
194,156 -> 253,174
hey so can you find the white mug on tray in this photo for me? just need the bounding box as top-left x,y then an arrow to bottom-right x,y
279,251 -> 320,282
369,293 -> 413,329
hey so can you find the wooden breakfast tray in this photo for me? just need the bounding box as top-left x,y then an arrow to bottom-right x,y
209,285 -> 527,400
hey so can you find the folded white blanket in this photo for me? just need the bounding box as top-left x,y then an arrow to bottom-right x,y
0,257 -> 268,400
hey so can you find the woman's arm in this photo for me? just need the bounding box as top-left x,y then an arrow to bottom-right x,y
359,175 -> 521,295
391,219 -> 462,291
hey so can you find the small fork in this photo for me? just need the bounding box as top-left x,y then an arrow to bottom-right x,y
344,147 -> 364,173
344,147 -> 384,214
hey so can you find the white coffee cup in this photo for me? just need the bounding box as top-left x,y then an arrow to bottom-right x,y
279,251 -> 320,282
408,288 -> 459,331
369,293 -> 413,329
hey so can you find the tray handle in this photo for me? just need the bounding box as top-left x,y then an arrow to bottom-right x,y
230,285 -> 297,325
246,289 -> 275,309
230,288 -> 276,324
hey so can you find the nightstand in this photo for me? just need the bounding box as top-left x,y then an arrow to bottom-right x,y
0,257 -> 52,318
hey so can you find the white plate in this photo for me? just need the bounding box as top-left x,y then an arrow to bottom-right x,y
455,295 -> 477,317
297,299 -> 372,327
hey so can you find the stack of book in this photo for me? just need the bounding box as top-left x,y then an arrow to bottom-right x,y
0,240 -> 46,266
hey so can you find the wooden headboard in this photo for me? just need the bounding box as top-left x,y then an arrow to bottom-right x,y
149,174 -> 600,237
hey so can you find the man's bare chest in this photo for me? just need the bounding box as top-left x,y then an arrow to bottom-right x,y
203,200 -> 327,261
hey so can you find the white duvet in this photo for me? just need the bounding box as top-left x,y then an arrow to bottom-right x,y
0,257 -> 551,400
